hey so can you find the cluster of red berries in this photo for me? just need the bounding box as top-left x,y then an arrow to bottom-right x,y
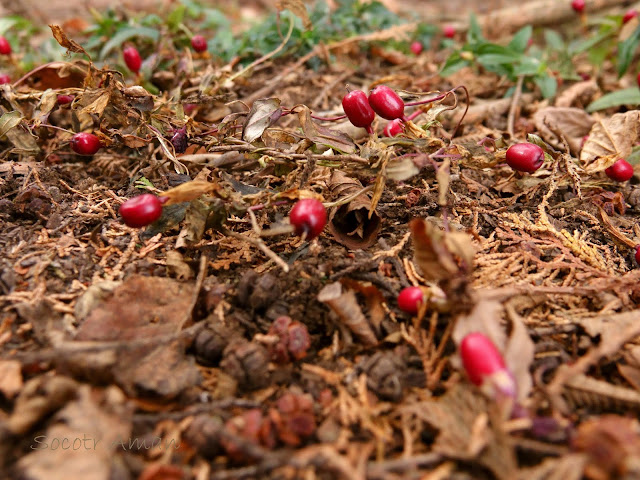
341,85 -> 410,135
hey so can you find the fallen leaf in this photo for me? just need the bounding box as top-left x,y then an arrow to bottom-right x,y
0,360 -> 23,399
48,25 -> 91,59
580,111 -> 640,173
533,106 -> 595,156
242,97 -> 282,143
295,105 -> 356,154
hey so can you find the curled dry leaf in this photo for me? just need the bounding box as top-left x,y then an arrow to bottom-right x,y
276,0 -> 312,30
327,170 -> 382,249
122,85 -> 155,112
161,179 -> 225,206
410,218 -> 475,282
48,25 -> 91,60
555,79 -> 599,109
295,105 -> 356,154
533,106 -> 595,156
317,281 -> 378,347
242,97 -> 282,143
580,111 -> 640,173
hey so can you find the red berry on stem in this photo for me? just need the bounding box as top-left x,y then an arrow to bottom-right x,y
571,0 -> 585,13
637,72 -> 640,89
57,94 -> 74,105
410,41 -> 423,55
289,198 -> 327,240
623,9 -> 638,23
191,35 -> 207,53
0,74 -> 10,85
123,46 -> 142,73
443,25 -> 456,39
0,36 -> 11,55
342,89 -> 375,128
460,332 -> 516,398
70,132 -> 101,155
635,245 -> 640,265
368,85 -> 405,120
605,159 -> 634,182
119,194 -> 163,228
505,143 -> 544,173
397,286 -> 425,314
383,119 -> 404,137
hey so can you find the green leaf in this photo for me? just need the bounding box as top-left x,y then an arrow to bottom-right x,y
0,17 -> 18,35
512,57 -> 543,76
467,13 -> 484,43
99,26 -> 160,59
617,24 -> 640,77
167,5 -> 187,30
508,25 -> 532,53
568,30 -> 611,55
534,75 -> 557,99
544,29 -> 564,50
440,53 -> 468,77
586,88 -> 640,112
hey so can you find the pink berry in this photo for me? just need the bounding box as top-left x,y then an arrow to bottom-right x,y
410,41 -> 423,55
289,198 -> 327,240
383,119 -> 404,137
505,143 -> 545,173
443,25 -> 456,39
70,132 -> 101,155
119,194 -> 163,228
0,36 -> 11,55
397,286 -> 425,314
571,0 -> 585,13
0,74 -> 10,85
123,46 -> 142,73
57,94 -> 74,105
637,72 -> 640,89
368,85 -> 405,120
635,245 -> 640,264
623,8 -> 638,23
342,89 -> 375,128
191,35 -> 207,53
605,159 -> 634,182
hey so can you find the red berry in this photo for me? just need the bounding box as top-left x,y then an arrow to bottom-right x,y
397,286 -> 425,314
605,159 -> 634,182
635,245 -> 640,264
571,0 -> 585,13
0,74 -> 10,85
123,46 -> 142,73
443,25 -> 456,39
623,9 -> 638,23
289,198 -> 327,240
368,85 -> 405,120
410,41 -> 423,55
460,332 -> 515,397
0,36 -> 11,55
57,94 -> 74,105
119,194 -> 163,228
191,35 -> 207,53
70,132 -> 101,155
383,119 -> 404,137
342,89 -> 375,128
637,72 -> 640,89
505,143 -> 544,173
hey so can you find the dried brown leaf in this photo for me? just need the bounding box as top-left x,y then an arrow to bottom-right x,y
48,25 -> 90,59
79,91 -> 110,117
580,111 -> 640,173
161,179 -> 225,205
597,205 -> 636,249
504,306 -> 535,401
317,282 -> 378,347
242,97 -> 282,143
276,0 -> 312,30
555,80 -> 599,108
0,360 -> 23,399
295,105 -> 356,154
533,106 -> 595,156
410,218 -> 475,282
122,85 -> 154,112
436,157 -> 450,207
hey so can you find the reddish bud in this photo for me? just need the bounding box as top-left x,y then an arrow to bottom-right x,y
123,46 -> 142,73
397,286 -> 425,314
0,36 -> 11,55
605,159 -> 634,182
410,41 -> 423,55
571,0 -> 585,13
460,332 -> 516,398
383,119 -> 404,137
443,25 -> 456,39
191,35 -> 208,53
0,73 -> 10,85
505,143 -> 544,173
57,94 -> 74,105
623,9 -> 638,23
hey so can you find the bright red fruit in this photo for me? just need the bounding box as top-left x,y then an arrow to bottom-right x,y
123,46 -> 142,73
342,89 -> 375,128
289,198 -> 327,240
443,25 -> 456,39
0,74 -> 10,85
623,9 -> 638,23
191,35 -> 207,53
635,245 -> 640,265
119,194 -> 163,228
460,332 -> 516,398
368,85 -> 405,120
637,72 -> 640,88
0,36 -> 11,55
383,119 -> 404,137
605,159 -> 634,182
70,132 -> 101,155
410,41 -> 423,55
397,286 -> 425,314
57,94 -> 74,105
571,0 -> 585,13
505,143 -> 544,173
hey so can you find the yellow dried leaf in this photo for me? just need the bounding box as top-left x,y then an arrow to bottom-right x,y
161,180 -> 223,205
49,25 -> 90,59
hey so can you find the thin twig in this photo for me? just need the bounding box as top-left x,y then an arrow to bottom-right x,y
507,75 -> 524,140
